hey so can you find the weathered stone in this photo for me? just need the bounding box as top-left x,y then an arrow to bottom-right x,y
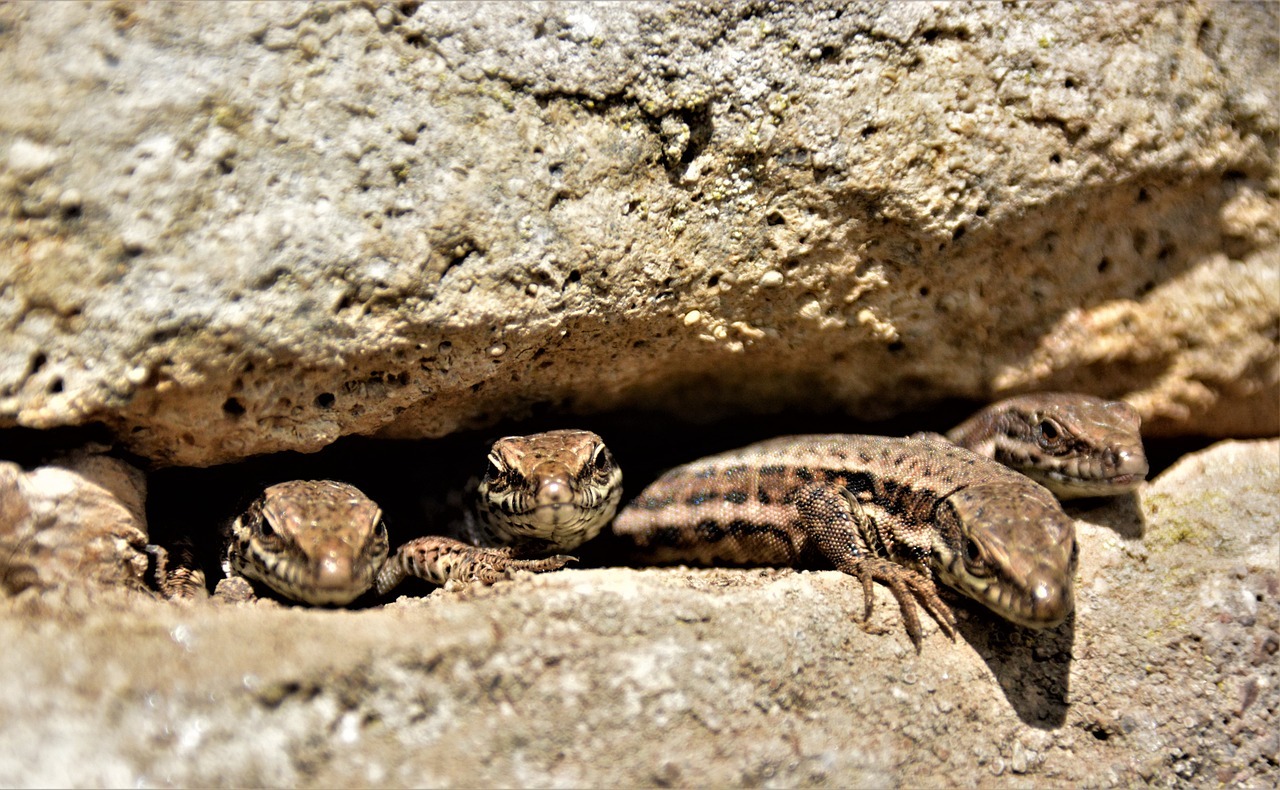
0,2 -> 1275,465
0,438 -> 1274,786
0,453 -> 150,599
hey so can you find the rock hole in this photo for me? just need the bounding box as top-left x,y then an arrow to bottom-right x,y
951,226 -> 966,242
707,273 -> 720,288
918,286 -> 930,297
222,397 -> 245,417
887,341 -> 905,353
677,105 -> 712,168
1049,152 -> 1062,164
1196,18 -> 1212,48
29,352 -> 47,375
548,162 -> 564,179
1097,257 -> 1111,273
1064,77 -> 1078,89
1157,244 -> 1175,262
766,211 -> 785,226
315,393 -> 335,409
975,205 -> 988,218
47,378 -> 64,394
860,125 -> 878,138
1137,188 -> 1150,203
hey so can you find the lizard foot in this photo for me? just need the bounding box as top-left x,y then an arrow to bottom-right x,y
376,536 -> 576,595
848,556 -> 957,651
145,543 -> 209,602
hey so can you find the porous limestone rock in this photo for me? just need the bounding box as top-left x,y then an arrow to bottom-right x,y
0,452 -> 151,599
1,1 -> 1277,466
0,438 -> 1273,786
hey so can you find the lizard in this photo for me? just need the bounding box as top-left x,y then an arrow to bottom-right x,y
936,392 -> 1148,499
215,479 -> 391,605
374,428 -> 623,596
612,435 -> 1080,650
157,430 -> 622,606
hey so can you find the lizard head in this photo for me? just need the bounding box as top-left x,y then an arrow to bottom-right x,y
952,393 -> 1148,499
224,480 -> 390,605
931,483 -> 1078,629
476,430 -> 622,551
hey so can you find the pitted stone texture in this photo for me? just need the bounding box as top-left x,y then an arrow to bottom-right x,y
0,453 -> 151,600
1,2 -> 1276,465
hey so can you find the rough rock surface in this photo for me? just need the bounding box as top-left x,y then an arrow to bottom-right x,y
0,452 -> 151,599
0,439 -> 1275,787
1,2 -> 1277,466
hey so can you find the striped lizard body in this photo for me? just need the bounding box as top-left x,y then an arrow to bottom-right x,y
612,393 -> 1145,646
612,435 -> 1078,648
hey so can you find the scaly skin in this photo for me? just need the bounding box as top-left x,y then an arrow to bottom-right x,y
376,429 -> 622,595
613,435 -> 1078,648
945,393 -> 1148,499
223,480 -> 390,606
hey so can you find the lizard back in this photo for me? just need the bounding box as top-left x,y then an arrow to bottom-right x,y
614,434 -> 1077,634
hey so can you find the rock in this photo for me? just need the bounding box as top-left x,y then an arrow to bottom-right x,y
0,2 -> 1276,465
0,453 -> 151,600
0,439 -> 1274,786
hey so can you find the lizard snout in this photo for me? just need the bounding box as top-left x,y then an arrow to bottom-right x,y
1017,570 -> 1073,628
314,546 -> 356,590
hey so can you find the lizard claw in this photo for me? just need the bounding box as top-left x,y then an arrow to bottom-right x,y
849,557 -> 956,651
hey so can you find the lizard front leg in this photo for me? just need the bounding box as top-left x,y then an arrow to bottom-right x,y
376,536 -> 575,595
792,483 -> 957,649
145,542 -> 209,602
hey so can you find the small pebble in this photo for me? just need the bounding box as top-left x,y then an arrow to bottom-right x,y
760,270 -> 784,288
683,310 -> 702,325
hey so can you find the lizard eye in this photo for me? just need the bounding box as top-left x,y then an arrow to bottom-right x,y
1035,419 -> 1063,447
964,537 -> 980,563
591,444 -> 614,472
483,455 -> 503,481
256,517 -> 278,541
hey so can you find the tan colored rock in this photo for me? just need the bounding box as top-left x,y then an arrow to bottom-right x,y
1,2 -> 1276,466
0,453 -> 151,600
